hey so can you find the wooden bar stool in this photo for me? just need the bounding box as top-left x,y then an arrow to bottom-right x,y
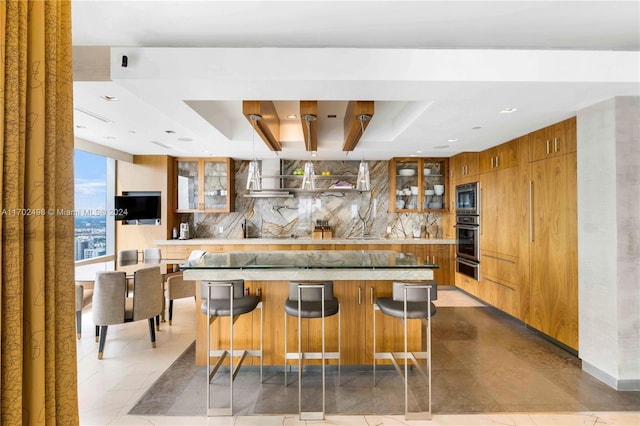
373,281 -> 437,420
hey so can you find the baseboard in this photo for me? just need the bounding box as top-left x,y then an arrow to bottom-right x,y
582,361 -> 640,391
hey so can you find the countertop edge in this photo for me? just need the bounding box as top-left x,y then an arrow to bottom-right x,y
154,238 -> 455,245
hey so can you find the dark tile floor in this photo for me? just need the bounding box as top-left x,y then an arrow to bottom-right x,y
129,306 -> 640,416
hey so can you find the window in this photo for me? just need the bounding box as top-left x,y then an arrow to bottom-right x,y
74,150 -> 115,261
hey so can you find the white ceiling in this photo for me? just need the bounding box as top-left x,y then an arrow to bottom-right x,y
71,0 -> 640,161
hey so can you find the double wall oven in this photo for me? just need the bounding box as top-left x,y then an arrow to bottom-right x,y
455,182 -> 480,280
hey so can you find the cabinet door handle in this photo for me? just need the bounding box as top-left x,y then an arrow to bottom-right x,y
529,181 -> 534,242
546,140 -> 550,154
358,287 -> 362,305
554,138 -> 559,153
490,157 -> 494,168
495,156 -> 499,168
370,287 -> 374,305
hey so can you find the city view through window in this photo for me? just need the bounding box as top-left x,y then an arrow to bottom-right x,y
74,150 -> 110,261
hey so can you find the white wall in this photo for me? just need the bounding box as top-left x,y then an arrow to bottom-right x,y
577,96 -> 640,390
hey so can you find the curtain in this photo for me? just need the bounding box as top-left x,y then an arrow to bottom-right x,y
1,1 -> 78,425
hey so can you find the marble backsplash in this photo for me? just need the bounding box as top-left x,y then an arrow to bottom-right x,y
184,160 -> 443,240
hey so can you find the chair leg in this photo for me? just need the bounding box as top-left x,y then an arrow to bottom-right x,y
76,310 -> 82,340
168,300 -> 174,325
97,326 -> 108,359
155,315 -> 160,331
95,325 -> 100,342
148,318 -> 157,348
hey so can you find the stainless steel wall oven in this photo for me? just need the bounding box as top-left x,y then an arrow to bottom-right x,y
455,182 -> 480,280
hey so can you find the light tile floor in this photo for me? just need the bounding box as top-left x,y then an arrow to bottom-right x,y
77,289 -> 640,426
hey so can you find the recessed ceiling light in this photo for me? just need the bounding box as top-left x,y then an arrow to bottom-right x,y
500,107 -> 518,114
164,130 -> 176,134
434,145 -> 450,149
287,114 -> 297,119
177,137 -> 193,142
447,138 -> 458,143
128,130 -> 136,134
416,150 -> 423,154
101,95 -> 118,101
75,124 -> 86,129
103,135 -> 116,140
472,126 -> 482,130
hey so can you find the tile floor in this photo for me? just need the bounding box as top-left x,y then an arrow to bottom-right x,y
77,289 -> 640,425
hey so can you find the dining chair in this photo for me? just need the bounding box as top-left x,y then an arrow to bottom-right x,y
75,281 -> 95,339
117,249 -> 139,265
92,266 -> 163,359
142,247 -> 162,262
165,272 -> 196,325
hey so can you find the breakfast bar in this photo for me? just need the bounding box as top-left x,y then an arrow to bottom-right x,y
182,250 -> 438,366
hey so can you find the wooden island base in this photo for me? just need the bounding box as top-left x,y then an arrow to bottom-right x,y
194,279 -> 428,367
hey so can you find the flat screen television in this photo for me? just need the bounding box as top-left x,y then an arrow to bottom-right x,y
114,195 -> 161,221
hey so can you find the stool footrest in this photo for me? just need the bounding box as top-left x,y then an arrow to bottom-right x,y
207,407 -> 232,416
300,411 -> 324,420
285,351 -> 339,360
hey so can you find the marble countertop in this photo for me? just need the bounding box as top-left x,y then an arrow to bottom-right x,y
155,237 -> 455,245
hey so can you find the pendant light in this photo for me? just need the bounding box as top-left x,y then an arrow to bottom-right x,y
355,114 -> 372,191
301,114 -> 317,190
246,114 -> 262,191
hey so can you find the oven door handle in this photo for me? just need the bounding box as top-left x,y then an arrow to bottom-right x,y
456,257 -> 479,267
454,224 -> 479,230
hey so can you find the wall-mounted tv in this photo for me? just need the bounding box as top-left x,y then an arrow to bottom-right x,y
114,195 -> 161,222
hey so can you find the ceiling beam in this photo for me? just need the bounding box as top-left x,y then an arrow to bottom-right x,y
343,101 -> 375,151
242,100 -> 281,151
299,100 -> 318,152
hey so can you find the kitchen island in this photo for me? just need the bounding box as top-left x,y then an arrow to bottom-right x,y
181,249 -> 439,366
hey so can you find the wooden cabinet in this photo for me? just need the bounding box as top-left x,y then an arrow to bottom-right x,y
528,152 -> 578,349
480,165 -> 521,257
529,117 -> 577,162
450,152 -> 479,182
176,157 -> 235,213
389,157 -> 449,213
479,138 -> 520,173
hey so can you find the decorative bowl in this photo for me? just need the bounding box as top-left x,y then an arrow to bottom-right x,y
398,168 -> 416,176
423,168 -> 431,175
425,189 -> 435,196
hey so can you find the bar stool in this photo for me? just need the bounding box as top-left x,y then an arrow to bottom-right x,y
373,281 -> 437,420
201,280 -> 263,416
284,281 -> 340,420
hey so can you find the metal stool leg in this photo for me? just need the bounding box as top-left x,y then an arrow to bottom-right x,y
205,283 -> 263,417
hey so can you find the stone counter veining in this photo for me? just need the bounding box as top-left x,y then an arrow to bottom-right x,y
155,238 -> 455,246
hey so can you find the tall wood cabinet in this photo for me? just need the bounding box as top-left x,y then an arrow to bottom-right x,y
478,137 -> 528,319
528,151 -> 578,349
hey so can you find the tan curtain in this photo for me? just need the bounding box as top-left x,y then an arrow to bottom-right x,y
1,1 -> 79,424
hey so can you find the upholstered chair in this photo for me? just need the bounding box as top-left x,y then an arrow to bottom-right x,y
92,266 -> 163,359
117,248 -> 138,265
142,247 -> 162,262
75,281 -> 95,339
165,272 -> 196,325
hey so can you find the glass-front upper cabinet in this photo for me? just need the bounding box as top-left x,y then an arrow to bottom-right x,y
388,157 -> 448,213
176,158 -> 234,213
